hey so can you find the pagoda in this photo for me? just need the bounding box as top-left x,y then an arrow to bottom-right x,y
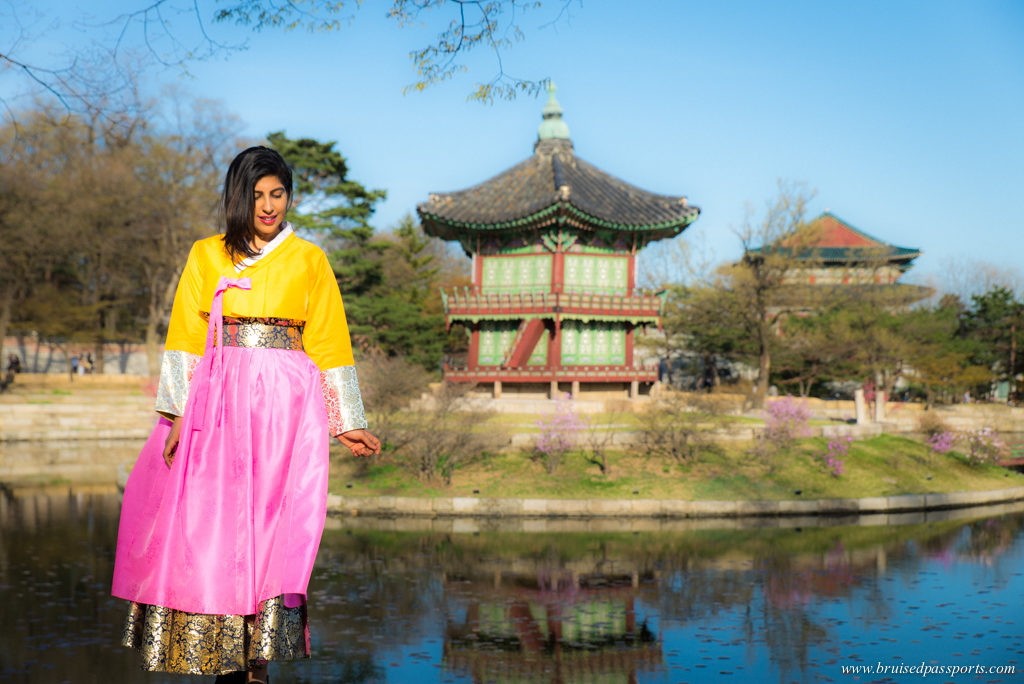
418,84 -> 700,399
758,212 -> 922,286
747,212 -> 929,308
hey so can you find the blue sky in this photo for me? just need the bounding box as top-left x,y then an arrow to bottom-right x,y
8,1 -> 1024,292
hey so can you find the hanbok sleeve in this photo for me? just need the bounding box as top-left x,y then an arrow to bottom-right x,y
155,242 -> 206,419
304,250 -> 368,436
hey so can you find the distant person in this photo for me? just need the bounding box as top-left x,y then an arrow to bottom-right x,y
701,356 -> 716,392
70,353 -> 80,380
85,352 -> 94,374
0,355 -> 15,392
112,145 -> 380,684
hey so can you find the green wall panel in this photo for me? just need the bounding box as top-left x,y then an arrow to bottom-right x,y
477,322 -> 519,366
481,255 -> 552,294
564,255 -> 628,295
560,321 -> 626,365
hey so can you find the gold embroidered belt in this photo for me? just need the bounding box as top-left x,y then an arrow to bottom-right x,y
221,322 -> 304,351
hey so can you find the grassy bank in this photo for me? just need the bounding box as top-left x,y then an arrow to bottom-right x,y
329,433 -> 1024,500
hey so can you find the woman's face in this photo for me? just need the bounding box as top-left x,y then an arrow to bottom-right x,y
252,175 -> 288,241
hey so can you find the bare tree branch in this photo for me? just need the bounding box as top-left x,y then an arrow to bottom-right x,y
3,0 -> 571,112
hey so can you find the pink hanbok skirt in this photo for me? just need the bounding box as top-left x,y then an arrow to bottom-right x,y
113,278 -> 330,674
113,344 -> 328,615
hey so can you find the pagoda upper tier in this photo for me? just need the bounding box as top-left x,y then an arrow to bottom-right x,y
750,212 -> 922,269
418,84 -> 700,246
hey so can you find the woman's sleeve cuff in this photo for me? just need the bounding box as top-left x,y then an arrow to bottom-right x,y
155,350 -> 201,418
320,365 -> 368,436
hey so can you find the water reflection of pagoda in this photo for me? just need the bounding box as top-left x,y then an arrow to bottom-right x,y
418,84 -> 700,400
443,568 -> 662,684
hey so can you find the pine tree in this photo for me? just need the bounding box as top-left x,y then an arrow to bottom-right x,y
267,131 -> 387,346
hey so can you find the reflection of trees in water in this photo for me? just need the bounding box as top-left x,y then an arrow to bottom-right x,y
959,514 -> 1024,567
0,489 -> 146,684
753,543 -> 860,683
307,536 -> 447,682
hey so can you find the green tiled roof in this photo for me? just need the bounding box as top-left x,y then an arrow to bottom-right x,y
748,212 -> 921,266
418,89 -> 699,243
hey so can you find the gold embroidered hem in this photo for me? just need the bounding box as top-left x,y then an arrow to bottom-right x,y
121,596 -> 309,675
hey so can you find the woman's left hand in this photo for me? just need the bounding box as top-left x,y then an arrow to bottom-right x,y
336,429 -> 381,458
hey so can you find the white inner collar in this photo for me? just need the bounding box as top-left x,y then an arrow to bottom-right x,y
235,223 -> 293,273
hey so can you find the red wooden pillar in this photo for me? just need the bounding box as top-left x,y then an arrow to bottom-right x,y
473,252 -> 484,291
469,324 -> 481,370
550,317 -> 562,368
552,250 -> 565,294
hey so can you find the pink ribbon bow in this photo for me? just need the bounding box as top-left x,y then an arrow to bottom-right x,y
192,276 -> 252,430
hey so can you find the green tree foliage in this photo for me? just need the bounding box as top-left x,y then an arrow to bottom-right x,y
267,131 -> 387,298
266,132 -> 454,370
901,299 -> 990,406
773,310 -> 846,397
959,286 -> 1023,391
267,131 -> 393,354
361,215 -> 447,370
662,182 -> 817,407
269,133 -> 461,370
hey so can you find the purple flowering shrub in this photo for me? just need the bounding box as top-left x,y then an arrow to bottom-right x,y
752,396 -> 813,472
763,396 -> 812,448
822,435 -> 852,477
926,431 -> 956,456
921,426 -> 1007,466
535,394 -> 585,474
960,428 -> 1009,466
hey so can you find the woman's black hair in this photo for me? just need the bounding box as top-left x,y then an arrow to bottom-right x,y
222,146 -> 293,264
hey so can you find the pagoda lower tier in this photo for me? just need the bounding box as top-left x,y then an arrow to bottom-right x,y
441,288 -> 663,398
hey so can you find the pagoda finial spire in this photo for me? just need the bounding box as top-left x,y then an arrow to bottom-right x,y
537,81 -> 570,142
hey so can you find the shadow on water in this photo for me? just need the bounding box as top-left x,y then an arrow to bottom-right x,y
2,485 -> 1023,683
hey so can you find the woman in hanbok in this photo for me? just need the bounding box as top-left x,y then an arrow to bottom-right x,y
112,146 -> 380,683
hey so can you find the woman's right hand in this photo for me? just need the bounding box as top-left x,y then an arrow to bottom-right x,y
163,416 -> 183,468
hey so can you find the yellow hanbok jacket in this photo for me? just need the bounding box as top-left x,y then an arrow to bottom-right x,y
155,227 -> 366,435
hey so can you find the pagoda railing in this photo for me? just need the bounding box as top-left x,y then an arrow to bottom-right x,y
440,288 -> 666,323
442,364 -> 658,383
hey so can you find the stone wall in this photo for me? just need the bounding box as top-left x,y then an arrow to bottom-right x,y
2,338 -> 154,375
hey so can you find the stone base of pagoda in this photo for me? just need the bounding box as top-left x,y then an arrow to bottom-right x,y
442,365 -> 656,400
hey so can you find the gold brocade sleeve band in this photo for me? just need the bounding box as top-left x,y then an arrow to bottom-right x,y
319,366 -> 367,436
155,350 -> 201,419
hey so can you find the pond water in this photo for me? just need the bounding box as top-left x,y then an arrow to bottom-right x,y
1,488 -> 1022,684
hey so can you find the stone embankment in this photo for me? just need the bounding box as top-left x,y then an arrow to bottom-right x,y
0,378 -> 152,483
0,377 -> 155,442
327,487 -> 1024,522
